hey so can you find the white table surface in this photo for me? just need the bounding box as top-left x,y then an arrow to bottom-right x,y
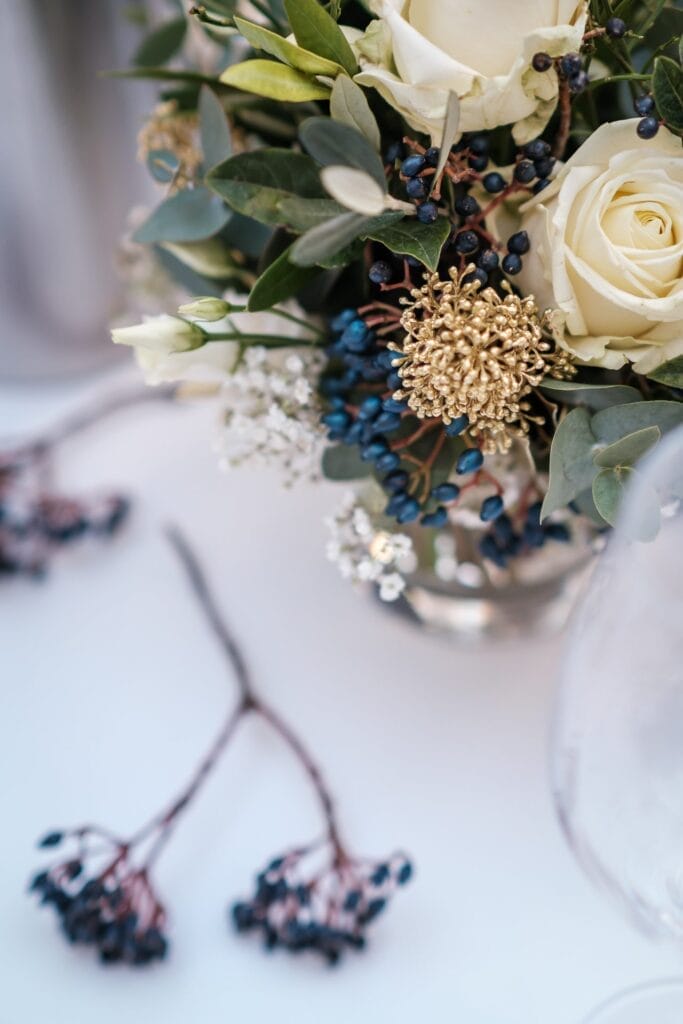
1,366 -> 680,1024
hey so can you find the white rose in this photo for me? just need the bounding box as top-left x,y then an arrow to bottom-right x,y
517,120 -> 683,374
353,0 -> 587,143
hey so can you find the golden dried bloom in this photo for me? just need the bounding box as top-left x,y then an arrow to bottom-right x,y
138,101 -> 202,191
393,265 -> 574,453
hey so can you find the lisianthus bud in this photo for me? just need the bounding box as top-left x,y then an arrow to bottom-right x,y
177,297 -> 232,322
111,315 -> 205,354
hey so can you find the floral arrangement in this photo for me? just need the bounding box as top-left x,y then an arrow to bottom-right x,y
112,0 -> 683,601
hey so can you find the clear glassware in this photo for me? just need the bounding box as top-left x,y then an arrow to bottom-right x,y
551,426 -> 683,1017
582,979 -> 683,1023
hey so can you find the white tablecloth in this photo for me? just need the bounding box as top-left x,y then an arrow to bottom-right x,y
1,367 -> 679,1024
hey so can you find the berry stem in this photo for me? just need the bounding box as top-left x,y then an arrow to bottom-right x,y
161,526 -> 349,860
552,76 -> 573,159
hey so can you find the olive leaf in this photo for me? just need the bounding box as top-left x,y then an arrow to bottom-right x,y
300,117 -> 386,188
219,60 -> 331,102
284,0 -> 358,76
329,76 -> 381,151
133,17 -> 186,67
233,17 -> 343,76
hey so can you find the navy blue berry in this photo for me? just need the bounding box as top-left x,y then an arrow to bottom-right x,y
524,139 -> 550,160
456,448 -> 484,474
605,16 -> 626,38
455,194 -> 480,217
375,451 -> 401,473
401,153 -> 426,177
502,252 -> 522,275
482,172 -> 506,194
431,482 -> 460,503
358,395 -> 382,420
396,498 -> 421,524
454,230 -> 479,254
507,230 -> 530,255
514,160 -> 536,183
480,494 -> 504,522
416,201 -> 438,224
532,51 -> 553,72
637,116 -> 659,139
369,260 -> 393,285
425,146 -> 440,166
421,507 -> 448,528
634,95 -> 655,116
478,249 -> 499,272
445,413 -> 469,436
406,176 -> 427,200
560,53 -> 581,77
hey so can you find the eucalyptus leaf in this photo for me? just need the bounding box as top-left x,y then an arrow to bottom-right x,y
646,354 -> 683,387
284,0 -> 357,76
363,216 -> 451,273
322,444 -> 372,481
247,245 -> 320,311
592,467 -> 632,527
199,86 -> 232,169
146,149 -> 180,184
593,425 -> 661,468
290,212 -> 371,266
541,407 -> 597,520
653,56 -> 683,132
207,149 -> 326,226
539,378 -> 643,409
132,187 -> 231,244
133,17 -> 186,67
233,17 -> 342,75
329,75 -> 381,150
592,400 -> 683,444
219,60 -> 331,102
300,117 -> 385,188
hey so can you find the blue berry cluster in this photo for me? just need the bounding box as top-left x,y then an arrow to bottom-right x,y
30,832 -> 168,966
398,145 -> 441,223
479,501 -> 571,568
232,848 -> 413,965
321,311 -> 506,529
633,94 -> 660,139
0,449 -> 129,579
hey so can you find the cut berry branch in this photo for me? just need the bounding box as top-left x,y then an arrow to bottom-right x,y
30,526 -> 412,966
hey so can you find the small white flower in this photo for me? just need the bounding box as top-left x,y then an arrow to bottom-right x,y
379,573 -> 406,602
177,297 -> 232,322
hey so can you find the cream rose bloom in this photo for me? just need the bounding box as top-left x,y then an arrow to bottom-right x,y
517,120 -> 683,374
352,0 -> 587,143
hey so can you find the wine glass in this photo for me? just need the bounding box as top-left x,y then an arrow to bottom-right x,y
551,426 -> 683,1020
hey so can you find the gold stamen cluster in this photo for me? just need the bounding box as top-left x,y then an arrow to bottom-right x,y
137,101 -> 202,191
393,265 -> 574,453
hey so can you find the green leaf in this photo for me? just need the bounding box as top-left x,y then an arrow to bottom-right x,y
290,212 -> 372,266
541,407 -> 597,520
322,444 -> 372,481
105,67 -> 221,86
593,426 -> 661,468
679,33 -> 683,67
646,354 -> 683,387
233,17 -> 342,75
207,149 -> 326,226
133,17 -> 186,67
363,216 -> 451,273
539,379 -> 643,410
592,467 -> 633,527
329,75 -> 381,151
199,86 -> 232,170
284,0 -> 358,76
219,60 -> 331,102
653,56 -> 683,132
300,117 -> 385,188
132,187 -> 231,243
247,245 -> 320,311
592,400 -> 683,444
277,196 -> 346,231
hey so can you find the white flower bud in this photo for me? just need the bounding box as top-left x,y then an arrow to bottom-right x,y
111,315 -> 205,355
177,297 -> 233,322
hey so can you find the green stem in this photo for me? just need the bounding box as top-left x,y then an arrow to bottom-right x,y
203,331 -> 321,348
226,305 -> 325,340
584,72 -> 651,90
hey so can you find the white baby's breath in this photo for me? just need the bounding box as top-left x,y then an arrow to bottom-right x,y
325,493 -> 414,601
